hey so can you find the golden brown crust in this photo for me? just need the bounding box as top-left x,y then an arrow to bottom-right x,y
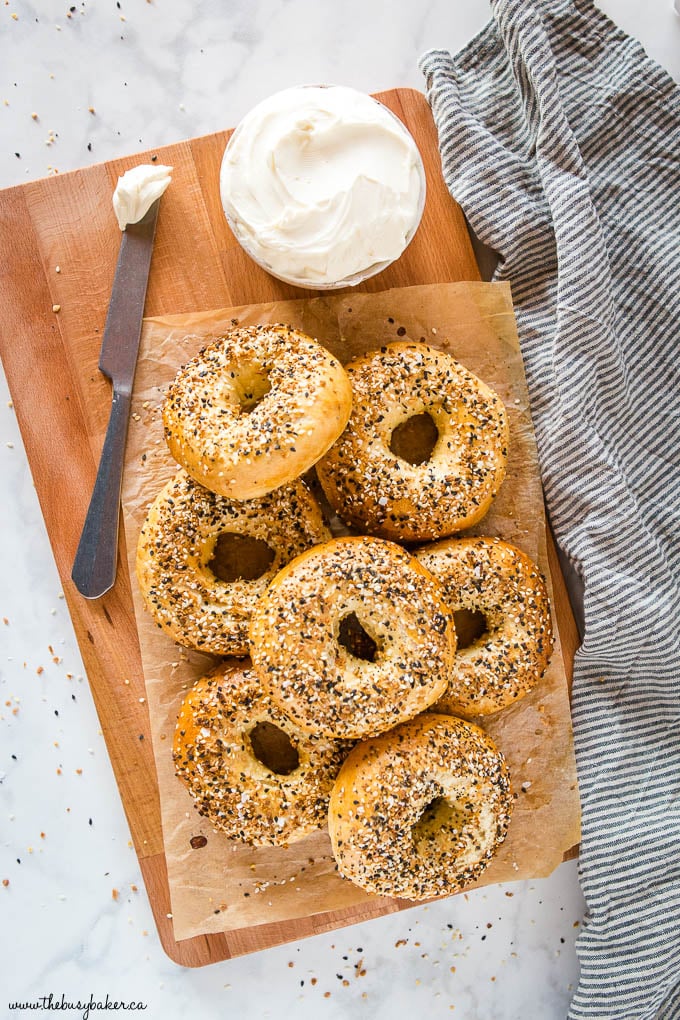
248,536 -> 456,739
315,341 -> 509,542
136,470 -> 330,656
162,324 -> 353,500
328,713 -> 513,900
173,661 -> 352,846
415,536 -> 553,716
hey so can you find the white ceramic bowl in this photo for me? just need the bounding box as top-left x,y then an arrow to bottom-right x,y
220,85 -> 427,290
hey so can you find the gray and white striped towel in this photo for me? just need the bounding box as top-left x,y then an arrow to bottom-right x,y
420,2 -> 680,1017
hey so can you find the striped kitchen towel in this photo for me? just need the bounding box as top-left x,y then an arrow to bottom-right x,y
420,2 -> 680,1018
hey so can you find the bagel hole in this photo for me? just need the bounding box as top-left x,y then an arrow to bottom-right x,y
389,412 -> 439,465
338,612 -> 379,662
453,609 -> 488,649
234,367 -> 271,412
248,722 -> 300,775
208,532 -> 275,583
412,795 -> 468,844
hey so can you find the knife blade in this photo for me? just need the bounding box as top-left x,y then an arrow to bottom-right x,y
71,198 -> 161,599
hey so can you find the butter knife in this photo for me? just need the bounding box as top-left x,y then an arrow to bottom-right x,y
71,198 -> 160,599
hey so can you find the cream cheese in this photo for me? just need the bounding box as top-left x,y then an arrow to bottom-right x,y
220,85 -> 425,287
112,163 -> 172,230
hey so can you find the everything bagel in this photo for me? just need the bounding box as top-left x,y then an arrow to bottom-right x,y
174,661 -> 352,846
316,341 -> 509,541
328,713 -> 513,900
136,470 -> 330,656
248,535 -> 456,739
162,323 -> 353,500
415,536 -> 553,716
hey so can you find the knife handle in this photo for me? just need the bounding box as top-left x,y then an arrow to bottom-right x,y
71,388 -> 132,599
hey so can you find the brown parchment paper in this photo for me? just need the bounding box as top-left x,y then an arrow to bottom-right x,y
121,281 -> 581,942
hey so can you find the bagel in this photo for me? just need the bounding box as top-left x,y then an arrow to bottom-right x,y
136,470 -> 330,656
248,535 -> 456,739
173,661 -> 352,846
415,536 -> 553,717
162,324 -> 353,500
328,713 -> 513,900
315,341 -> 509,542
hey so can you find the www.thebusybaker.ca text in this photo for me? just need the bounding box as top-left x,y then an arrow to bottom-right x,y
8,993 -> 148,1019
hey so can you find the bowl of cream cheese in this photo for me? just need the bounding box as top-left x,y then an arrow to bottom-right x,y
219,84 -> 426,289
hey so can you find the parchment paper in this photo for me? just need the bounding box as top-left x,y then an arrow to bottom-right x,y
121,281 -> 581,941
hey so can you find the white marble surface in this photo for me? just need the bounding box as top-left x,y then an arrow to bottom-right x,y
1,2 -> 679,1018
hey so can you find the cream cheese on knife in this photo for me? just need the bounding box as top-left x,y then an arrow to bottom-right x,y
113,163 -> 173,230
220,85 -> 425,287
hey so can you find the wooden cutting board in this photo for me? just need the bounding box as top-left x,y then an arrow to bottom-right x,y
0,88 -> 579,966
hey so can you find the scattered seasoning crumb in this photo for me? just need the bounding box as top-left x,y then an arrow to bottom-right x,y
36,666 -> 44,675
2,879 -> 9,887
88,106 -> 95,114
131,884 -> 138,892
112,888 -> 119,901
52,304 -> 60,313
